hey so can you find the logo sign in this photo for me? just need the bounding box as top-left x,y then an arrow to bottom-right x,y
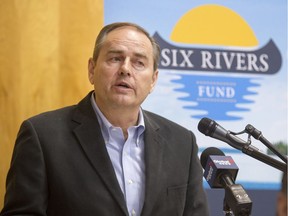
152,4 -> 282,121
155,33 -> 281,75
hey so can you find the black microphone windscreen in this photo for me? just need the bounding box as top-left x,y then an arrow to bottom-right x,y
198,117 -> 216,136
200,147 -> 225,169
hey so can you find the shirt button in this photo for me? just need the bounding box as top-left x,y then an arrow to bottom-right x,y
128,179 -> 133,184
131,209 -> 136,216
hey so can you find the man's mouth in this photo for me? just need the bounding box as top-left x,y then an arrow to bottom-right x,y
118,83 -> 129,88
116,81 -> 132,89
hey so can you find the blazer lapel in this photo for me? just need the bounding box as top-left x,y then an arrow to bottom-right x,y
71,93 -> 128,215
141,113 -> 166,216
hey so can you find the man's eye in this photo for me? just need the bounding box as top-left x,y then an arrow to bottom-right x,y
137,61 -> 144,66
110,57 -> 121,62
134,60 -> 145,69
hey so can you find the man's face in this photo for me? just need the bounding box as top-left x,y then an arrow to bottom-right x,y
88,26 -> 158,111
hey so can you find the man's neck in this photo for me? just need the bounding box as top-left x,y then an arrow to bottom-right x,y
96,103 -> 140,140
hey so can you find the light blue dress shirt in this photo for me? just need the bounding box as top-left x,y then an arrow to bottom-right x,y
90,95 -> 146,216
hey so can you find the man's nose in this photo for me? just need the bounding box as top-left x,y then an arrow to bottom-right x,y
119,58 -> 131,76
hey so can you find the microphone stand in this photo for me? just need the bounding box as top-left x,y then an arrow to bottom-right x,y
221,175 -> 252,216
245,124 -> 288,164
198,118 -> 286,214
223,126 -> 287,214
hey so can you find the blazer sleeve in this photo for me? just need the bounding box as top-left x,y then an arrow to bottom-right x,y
183,131 -> 210,216
1,120 -> 48,216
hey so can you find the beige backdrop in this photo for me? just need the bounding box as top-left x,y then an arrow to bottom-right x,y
0,0 -> 103,208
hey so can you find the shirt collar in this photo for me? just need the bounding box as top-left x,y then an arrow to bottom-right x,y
90,93 -> 145,142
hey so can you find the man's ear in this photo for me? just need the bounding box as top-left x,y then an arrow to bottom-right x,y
88,58 -> 95,84
150,70 -> 159,93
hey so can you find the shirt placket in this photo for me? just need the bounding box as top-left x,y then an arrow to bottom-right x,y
122,129 -> 140,216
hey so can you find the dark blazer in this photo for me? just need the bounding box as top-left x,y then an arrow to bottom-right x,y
1,92 -> 209,216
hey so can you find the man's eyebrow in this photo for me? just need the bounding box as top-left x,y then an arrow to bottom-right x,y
134,52 -> 148,59
106,49 -> 123,55
106,49 -> 148,59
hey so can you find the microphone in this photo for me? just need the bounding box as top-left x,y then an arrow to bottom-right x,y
201,147 -> 252,215
198,117 -> 287,172
200,147 -> 239,188
198,117 -> 248,150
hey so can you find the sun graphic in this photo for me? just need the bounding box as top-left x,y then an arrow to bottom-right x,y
170,4 -> 258,47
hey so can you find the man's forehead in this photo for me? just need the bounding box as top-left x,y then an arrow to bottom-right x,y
105,39 -> 148,49
104,45 -> 150,61
103,37 -> 153,57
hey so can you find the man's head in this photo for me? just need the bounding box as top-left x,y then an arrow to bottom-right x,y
92,22 -> 160,71
88,22 -> 159,113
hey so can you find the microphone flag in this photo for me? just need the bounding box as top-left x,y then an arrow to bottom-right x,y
204,155 -> 239,188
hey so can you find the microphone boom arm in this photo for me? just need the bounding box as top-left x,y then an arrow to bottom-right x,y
241,144 -> 287,172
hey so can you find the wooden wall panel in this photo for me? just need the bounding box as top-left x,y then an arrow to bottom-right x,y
0,0 -> 103,208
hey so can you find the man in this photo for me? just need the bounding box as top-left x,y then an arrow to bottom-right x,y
277,173 -> 287,216
1,22 -> 209,216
